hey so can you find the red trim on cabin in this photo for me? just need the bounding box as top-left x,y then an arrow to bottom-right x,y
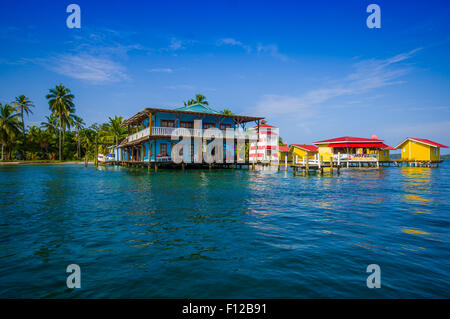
329,143 -> 388,148
314,136 -> 383,144
384,146 -> 396,150
409,138 -> 448,148
291,144 -> 318,152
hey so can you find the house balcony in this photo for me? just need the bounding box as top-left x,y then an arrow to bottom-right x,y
125,126 -> 257,144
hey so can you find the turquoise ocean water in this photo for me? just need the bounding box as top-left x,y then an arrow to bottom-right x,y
0,163 -> 449,298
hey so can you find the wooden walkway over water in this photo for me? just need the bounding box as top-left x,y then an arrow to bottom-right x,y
100,158 -> 443,173
103,160 -> 250,171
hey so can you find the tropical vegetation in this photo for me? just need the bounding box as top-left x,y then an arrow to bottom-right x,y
0,85 -> 127,162
0,90 -> 239,162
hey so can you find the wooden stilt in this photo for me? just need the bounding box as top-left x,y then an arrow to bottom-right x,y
305,154 -> 309,175
330,155 -> 333,175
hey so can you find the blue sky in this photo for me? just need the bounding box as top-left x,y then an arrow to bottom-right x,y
1,0 -> 450,151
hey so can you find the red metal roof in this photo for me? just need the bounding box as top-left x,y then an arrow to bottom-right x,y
408,138 -> 448,148
314,136 -> 383,144
384,145 -> 396,150
278,146 -> 290,152
291,144 -> 318,152
329,143 -> 388,148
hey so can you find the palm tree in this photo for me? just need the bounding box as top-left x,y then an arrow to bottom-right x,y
38,129 -> 51,159
13,95 -> 34,159
72,115 -> 85,160
194,94 -> 208,105
184,98 -> 195,106
58,113 -> 74,158
46,84 -> 75,160
40,115 -> 57,135
108,116 -> 125,146
0,103 -> 21,160
184,94 -> 209,106
222,109 -> 234,115
28,127 -> 51,159
80,128 -> 96,167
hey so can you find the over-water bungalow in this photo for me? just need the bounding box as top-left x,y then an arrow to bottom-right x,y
395,138 -> 448,163
114,103 -> 264,167
289,144 -> 318,163
313,136 -> 391,167
278,143 -> 290,170
278,143 -> 290,162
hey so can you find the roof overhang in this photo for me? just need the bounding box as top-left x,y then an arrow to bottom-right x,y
291,144 -> 318,152
122,107 -> 264,127
395,137 -> 449,149
326,142 -> 388,148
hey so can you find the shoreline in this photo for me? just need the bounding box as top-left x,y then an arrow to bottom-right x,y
0,161 -> 93,165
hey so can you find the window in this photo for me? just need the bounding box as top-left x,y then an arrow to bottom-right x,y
220,123 -> 232,130
435,148 -> 438,156
160,143 -> 167,156
203,122 -> 215,129
180,121 -> 194,128
161,120 -> 175,127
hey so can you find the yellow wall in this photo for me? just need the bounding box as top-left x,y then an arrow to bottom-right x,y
318,145 -> 390,161
430,147 -> 440,161
279,151 -> 289,161
317,146 -> 333,161
290,146 -> 317,162
400,140 -> 438,161
378,149 -> 390,161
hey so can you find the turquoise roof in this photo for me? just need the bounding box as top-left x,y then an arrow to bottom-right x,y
174,103 -> 221,114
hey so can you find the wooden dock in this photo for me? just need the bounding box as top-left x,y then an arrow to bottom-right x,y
102,160 -> 250,171
100,158 -> 444,173
392,160 -> 442,167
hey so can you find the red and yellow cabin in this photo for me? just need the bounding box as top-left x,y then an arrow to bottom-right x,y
289,144 -> 318,162
313,136 -> 391,162
395,138 -> 448,161
278,144 -> 290,162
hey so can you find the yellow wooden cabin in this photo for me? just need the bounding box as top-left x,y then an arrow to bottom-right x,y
278,145 -> 290,162
289,144 -> 319,162
313,136 -> 392,162
395,138 -> 448,161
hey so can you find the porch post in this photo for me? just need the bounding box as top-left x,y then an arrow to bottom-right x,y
284,152 -> 287,171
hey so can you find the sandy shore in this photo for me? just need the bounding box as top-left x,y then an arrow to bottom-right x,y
0,161 -> 94,165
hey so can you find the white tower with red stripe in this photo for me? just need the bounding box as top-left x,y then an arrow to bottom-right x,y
248,120 -> 279,163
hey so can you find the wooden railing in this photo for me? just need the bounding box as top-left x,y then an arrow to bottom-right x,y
128,127 -> 150,142
333,153 -> 378,162
294,153 -> 379,165
126,126 -> 257,141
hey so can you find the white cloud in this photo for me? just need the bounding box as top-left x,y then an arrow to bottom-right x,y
384,120 -> 450,150
148,68 -> 173,73
217,38 -> 289,60
47,53 -> 129,83
217,38 -> 251,53
254,48 -> 421,117
165,84 -> 194,90
256,44 -> 289,62
169,38 -> 184,50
